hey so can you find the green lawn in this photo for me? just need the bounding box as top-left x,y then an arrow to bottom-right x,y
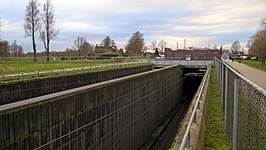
0,57 -> 129,74
0,63 -> 149,82
239,59 -> 266,72
202,68 -> 229,150
0,57 -> 148,81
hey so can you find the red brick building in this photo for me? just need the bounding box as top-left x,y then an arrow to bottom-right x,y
164,48 -> 221,60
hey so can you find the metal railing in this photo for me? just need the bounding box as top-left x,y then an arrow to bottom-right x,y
0,56 -> 151,81
215,58 -> 266,150
0,61 -> 146,81
179,65 -> 211,149
150,59 -> 214,66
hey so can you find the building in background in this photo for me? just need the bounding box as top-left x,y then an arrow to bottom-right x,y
164,48 -> 221,60
94,44 -> 117,54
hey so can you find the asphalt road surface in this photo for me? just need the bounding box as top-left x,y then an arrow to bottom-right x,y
226,60 -> 266,90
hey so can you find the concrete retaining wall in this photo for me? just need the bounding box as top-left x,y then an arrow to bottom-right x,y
0,65 -> 153,105
0,65 -> 183,150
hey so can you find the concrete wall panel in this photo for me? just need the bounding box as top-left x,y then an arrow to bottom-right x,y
0,65 -> 183,150
0,65 -> 153,105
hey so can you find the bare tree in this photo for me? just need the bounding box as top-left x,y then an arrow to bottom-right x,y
10,40 -> 18,57
101,36 -> 116,51
101,36 -> 111,48
24,0 -> 41,62
63,48 -> 78,57
154,48 -> 159,57
260,15 -> 266,30
250,29 -> 266,64
11,41 -> 24,57
40,0 -> 58,61
0,40 -> 10,57
80,42 -> 94,56
110,40 -> 116,47
117,48 -> 124,55
246,39 -> 252,55
231,41 -> 241,53
74,36 -> 86,56
125,31 -> 145,56
158,40 -> 167,53
151,40 -> 157,52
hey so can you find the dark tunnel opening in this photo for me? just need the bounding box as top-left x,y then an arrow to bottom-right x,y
182,67 -> 206,103
145,67 -> 206,149
183,75 -> 204,101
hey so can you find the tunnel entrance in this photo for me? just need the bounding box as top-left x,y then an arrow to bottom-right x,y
0,65 -> 208,150
183,67 -> 206,101
141,67 -> 206,150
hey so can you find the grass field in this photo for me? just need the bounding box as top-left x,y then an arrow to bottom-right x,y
202,68 -> 229,150
0,57 -> 145,81
0,57 -> 131,74
239,59 -> 266,72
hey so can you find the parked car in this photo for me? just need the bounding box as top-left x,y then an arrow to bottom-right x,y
251,56 -> 258,60
155,56 -> 161,60
241,56 -> 248,59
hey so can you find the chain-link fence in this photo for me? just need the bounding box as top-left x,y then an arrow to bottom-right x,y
215,58 -> 266,150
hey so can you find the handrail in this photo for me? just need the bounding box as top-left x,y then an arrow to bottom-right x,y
216,58 -> 266,96
179,65 -> 211,149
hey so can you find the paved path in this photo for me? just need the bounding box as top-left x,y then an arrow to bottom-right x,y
225,60 -> 266,90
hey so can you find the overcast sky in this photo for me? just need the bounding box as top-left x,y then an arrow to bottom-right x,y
0,0 -> 265,52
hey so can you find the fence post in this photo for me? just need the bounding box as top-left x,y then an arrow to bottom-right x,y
221,64 -> 224,108
233,76 -> 239,150
216,59 -> 220,87
224,67 -> 228,131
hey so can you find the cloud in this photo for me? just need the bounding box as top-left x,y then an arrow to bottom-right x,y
0,0 -> 266,51
58,20 -> 108,32
1,19 -> 23,33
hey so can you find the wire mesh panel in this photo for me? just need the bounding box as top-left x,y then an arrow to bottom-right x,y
226,68 -> 235,147
238,78 -> 266,149
215,59 -> 266,150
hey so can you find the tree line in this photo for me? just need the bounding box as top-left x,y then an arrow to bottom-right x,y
249,15 -> 266,64
0,0 -> 170,60
23,0 -> 148,60
0,40 -> 24,57
0,0 -> 57,60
